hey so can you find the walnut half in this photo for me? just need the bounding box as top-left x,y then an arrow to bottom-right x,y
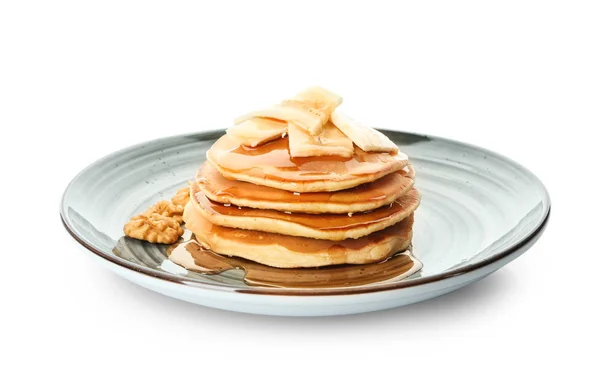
123,213 -> 184,244
123,185 -> 190,244
144,200 -> 184,224
171,186 -> 190,207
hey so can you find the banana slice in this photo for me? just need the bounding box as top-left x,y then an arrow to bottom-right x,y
288,121 -> 354,158
235,86 -> 343,136
293,86 -> 343,112
330,111 -> 398,153
234,104 -> 320,132
226,118 -> 287,147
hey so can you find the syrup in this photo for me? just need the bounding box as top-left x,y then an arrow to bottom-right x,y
167,237 -> 422,288
206,135 -> 409,183
193,184 -> 420,232
197,162 -> 414,208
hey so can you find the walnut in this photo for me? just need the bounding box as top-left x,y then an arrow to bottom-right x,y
123,213 -> 184,244
144,200 -> 184,224
171,186 -> 190,207
122,185 -> 190,244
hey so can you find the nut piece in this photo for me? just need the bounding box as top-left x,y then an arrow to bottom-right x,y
171,186 -> 190,207
145,200 -> 184,224
123,213 -> 184,244
122,185 -> 191,244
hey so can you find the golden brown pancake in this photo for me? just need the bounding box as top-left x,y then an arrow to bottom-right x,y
182,200 -> 414,268
206,135 -> 410,192
190,182 -> 420,241
197,162 -> 415,214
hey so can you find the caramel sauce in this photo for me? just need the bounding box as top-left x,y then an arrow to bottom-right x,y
206,135 -> 409,183
167,238 -> 422,288
197,162 -> 414,206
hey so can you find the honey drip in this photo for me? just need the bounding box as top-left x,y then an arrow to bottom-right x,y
166,236 -> 422,288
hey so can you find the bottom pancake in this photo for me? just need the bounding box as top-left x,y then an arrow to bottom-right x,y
182,200 -> 414,268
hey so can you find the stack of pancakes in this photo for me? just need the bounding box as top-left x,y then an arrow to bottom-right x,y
183,134 -> 421,268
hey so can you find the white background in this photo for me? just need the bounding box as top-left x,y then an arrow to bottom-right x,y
1,1 -> 599,365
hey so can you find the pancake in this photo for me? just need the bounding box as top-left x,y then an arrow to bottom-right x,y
197,162 -> 415,214
182,200 -> 414,268
403,164 -> 416,179
190,182 -> 421,241
206,134 -> 410,192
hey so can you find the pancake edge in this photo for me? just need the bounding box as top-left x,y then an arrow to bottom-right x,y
182,201 -> 414,268
197,164 -> 415,214
206,152 -> 409,193
192,185 -> 421,241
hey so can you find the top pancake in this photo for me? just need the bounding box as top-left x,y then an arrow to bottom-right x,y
197,162 -> 415,214
206,134 -> 409,192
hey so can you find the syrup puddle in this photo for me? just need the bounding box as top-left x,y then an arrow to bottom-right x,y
166,236 -> 422,288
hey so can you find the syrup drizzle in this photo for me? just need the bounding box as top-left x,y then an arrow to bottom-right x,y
197,162 -> 413,207
166,236 -> 422,288
194,186 -> 420,232
207,135 -> 409,182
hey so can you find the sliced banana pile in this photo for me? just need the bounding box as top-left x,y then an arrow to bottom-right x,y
226,86 -> 398,157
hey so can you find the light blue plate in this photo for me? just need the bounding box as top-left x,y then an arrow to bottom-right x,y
61,130 -> 550,316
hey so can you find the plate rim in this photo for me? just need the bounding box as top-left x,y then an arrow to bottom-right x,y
60,129 -> 552,297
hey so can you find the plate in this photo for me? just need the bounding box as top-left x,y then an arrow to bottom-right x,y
61,130 -> 550,316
